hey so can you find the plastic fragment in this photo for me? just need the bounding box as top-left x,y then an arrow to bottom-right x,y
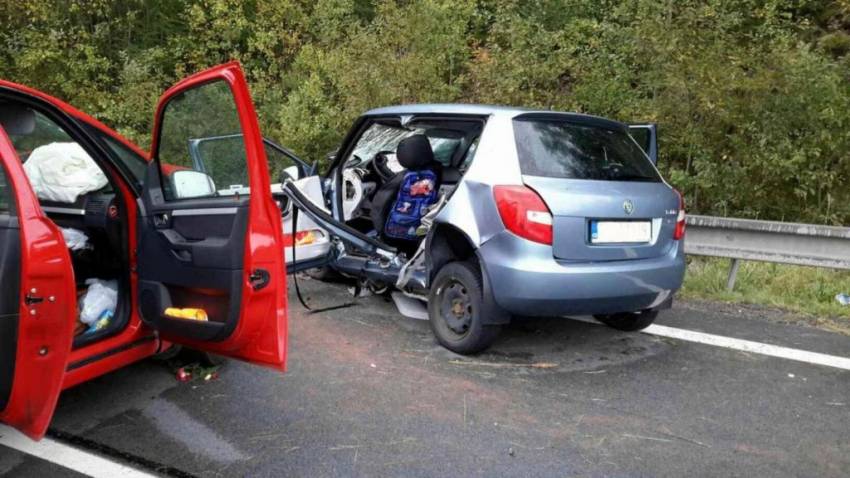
176,367 -> 192,382
164,307 -> 209,321
79,279 -> 118,325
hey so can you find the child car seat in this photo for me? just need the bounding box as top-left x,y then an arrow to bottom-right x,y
370,135 -> 442,243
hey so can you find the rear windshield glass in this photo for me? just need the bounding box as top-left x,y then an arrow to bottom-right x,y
513,119 -> 661,182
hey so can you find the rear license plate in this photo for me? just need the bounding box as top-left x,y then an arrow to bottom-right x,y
590,220 -> 651,244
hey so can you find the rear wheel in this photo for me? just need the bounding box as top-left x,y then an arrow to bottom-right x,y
594,310 -> 658,331
428,261 -> 501,354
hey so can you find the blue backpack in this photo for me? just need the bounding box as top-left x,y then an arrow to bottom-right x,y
384,169 -> 439,240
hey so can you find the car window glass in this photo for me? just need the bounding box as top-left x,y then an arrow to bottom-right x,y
96,132 -> 147,189
157,80 -> 248,200
263,142 -> 300,181
7,111 -> 71,161
430,138 -> 460,166
513,119 -> 661,182
347,122 -> 461,169
459,139 -> 479,172
629,127 -> 652,155
192,134 -> 302,184
0,164 -> 13,216
348,123 -> 416,167
6,108 -> 113,196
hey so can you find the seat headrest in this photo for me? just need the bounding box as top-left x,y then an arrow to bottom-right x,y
397,135 -> 435,170
0,103 -> 36,136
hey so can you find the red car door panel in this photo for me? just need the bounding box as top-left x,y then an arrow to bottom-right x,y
0,126 -> 75,440
136,62 -> 288,369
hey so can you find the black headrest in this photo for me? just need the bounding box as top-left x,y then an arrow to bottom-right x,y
397,135 -> 435,170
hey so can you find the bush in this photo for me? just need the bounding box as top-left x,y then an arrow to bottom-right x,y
1,0 -> 848,225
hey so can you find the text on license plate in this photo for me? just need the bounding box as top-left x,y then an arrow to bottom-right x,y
590,220 -> 651,244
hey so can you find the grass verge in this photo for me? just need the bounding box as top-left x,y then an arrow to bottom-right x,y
682,257 -> 850,321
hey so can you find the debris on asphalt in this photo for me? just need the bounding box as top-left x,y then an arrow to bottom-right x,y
622,433 -> 673,443
836,293 -> 850,306
175,364 -> 220,384
508,447 -> 515,457
176,367 -> 192,382
448,360 -> 558,369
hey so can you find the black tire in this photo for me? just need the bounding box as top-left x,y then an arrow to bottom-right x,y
594,309 -> 659,331
428,261 -> 501,354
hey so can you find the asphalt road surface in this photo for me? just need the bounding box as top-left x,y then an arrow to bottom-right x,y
2,278 -> 849,477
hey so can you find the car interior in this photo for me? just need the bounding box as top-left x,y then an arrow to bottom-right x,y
339,116 -> 485,254
0,99 -> 133,349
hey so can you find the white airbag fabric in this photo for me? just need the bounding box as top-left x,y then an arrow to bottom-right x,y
61,227 -> 91,251
23,142 -> 107,203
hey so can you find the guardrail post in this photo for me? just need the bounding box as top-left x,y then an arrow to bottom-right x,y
726,259 -> 740,292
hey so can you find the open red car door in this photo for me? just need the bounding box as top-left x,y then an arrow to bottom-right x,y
136,62 -> 288,370
0,127 -> 76,440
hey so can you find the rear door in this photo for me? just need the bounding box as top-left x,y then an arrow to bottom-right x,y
0,127 -> 75,440
136,63 -> 288,370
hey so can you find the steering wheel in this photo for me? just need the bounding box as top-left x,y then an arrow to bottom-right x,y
372,150 -> 398,182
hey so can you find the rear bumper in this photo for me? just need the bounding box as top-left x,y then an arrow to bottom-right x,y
478,231 -> 685,317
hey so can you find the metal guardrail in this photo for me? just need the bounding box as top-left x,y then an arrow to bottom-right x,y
684,215 -> 850,290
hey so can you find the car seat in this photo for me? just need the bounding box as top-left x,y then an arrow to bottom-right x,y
370,135 -> 442,247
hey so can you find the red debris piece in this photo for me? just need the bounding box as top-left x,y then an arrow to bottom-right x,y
176,367 -> 192,382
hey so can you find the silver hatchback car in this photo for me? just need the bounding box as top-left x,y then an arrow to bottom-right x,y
283,104 -> 686,354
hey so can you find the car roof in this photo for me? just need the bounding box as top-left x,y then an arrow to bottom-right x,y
362,104 -> 627,131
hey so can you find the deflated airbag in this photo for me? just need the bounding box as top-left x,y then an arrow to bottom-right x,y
23,142 -> 107,203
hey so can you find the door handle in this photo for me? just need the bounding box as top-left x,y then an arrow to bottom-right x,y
249,269 -> 270,291
153,212 -> 170,228
171,249 -> 192,262
25,293 -> 44,305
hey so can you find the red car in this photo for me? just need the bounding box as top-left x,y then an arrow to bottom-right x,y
0,63 -> 293,440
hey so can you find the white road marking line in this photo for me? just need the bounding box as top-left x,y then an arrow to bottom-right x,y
644,324 -> 850,371
0,425 -> 157,478
571,316 -> 850,371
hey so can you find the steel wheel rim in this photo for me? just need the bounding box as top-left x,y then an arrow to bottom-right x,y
439,279 -> 473,335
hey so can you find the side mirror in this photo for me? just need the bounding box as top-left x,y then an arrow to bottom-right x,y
280,165 -> 299,183
628,124 -> 658,165
0,104 -> 36,136
170,170 -> 216,199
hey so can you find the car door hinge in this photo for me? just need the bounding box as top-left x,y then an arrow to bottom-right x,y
249,269 -> 270,291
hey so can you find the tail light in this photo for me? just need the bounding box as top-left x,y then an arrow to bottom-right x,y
283,229 -> 325,247
493,185 -> 553,245
673,189 -> 686,240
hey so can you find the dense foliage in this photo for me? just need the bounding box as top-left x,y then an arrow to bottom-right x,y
2,0 -> 849,224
